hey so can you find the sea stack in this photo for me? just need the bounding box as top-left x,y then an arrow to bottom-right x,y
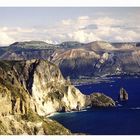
119,88 -> 128,101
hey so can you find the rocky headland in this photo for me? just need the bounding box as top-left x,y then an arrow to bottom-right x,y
0,59 -> 115,135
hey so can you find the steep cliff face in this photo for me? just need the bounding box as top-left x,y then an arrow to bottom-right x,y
0,61 -> 34,116
0,71 -> 70,134
0,112 -> 71,135
0,59 -> 86,134
11,59 -> 86,115
0,59 -> 115,135
0,60 -> 86,116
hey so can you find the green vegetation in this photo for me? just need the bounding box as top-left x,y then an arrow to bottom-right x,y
21,109 -> 42,122
46,90 -> 64,103
93,93 -> 112,103
0,59 -> 74,135
90,93 -> 115,107
42,119 -> 71,135
0,76 -> 27,102
21,109 -> 71,135
10,41 -> 54,49
0,120 -> 7,135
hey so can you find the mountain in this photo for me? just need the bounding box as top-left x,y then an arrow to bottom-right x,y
0,41 -> 140,80
0,59 -> 116,135
51,41 -> 140,79
51,48 -> 100,78
0,47 -> 8,56
136,42 -> 140,47
0,41 -> 84,60
0,41 -> 57,60
85,41 -> 117,52
10,41 -> 55,49
0,59 -> 88,114
56,41 -> 84,49
0,59 -> 86,134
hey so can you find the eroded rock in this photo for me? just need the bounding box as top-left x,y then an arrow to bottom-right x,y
119,88 -> 128,101
89,93 -> 116,107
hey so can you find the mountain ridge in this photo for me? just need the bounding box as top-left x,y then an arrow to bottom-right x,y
0,40 -> 140,80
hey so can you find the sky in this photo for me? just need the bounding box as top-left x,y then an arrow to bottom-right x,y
0,7 -> 140,45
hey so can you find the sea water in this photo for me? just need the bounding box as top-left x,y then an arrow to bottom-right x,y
49,77 -> 140,135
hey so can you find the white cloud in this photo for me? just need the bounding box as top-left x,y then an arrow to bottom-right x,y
45,39 -> 58,44
68,30 -> 101,43
93,17 -> 123,27
114,30 -> 140,42
59,16 -> 140,42
62,19 -> 72,25
78,16 -> 89,20
0,31 -> 15,45
0,15 -> 140,46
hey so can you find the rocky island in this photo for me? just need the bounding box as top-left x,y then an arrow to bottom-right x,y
89,93 -> 116,107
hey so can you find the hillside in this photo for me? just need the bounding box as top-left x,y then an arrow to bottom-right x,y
51,41 -> 140,79
0,41 -> 140,80
0,41 -> 56,60
0,59 -> 86,134
0,59 -> 116,134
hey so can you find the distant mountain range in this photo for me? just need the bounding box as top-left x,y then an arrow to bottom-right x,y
0,40 -> 140,79
51,41 -> 140,79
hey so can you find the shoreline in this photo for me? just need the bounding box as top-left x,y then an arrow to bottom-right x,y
47,107 -> 90,118
72,76 -> 140,86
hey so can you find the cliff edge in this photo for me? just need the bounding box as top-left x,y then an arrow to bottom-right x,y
0,59 -> 115,135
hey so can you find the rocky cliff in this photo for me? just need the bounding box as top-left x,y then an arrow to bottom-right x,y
0,59 -> 87,134
90,93 -> 116,107
0,59 -> 115,135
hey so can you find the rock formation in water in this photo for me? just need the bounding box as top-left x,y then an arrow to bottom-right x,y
86,93 -> 116,107
119,88 -> 128,101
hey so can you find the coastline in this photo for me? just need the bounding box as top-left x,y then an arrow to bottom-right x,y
72,75 -> 140,86
47,107 -> 90,118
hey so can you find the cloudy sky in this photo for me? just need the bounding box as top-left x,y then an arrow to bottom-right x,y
0,7 -> 140,45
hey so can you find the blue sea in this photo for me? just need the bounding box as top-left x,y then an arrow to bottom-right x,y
49,77 -> 140,135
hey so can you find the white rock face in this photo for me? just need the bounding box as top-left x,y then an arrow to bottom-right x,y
0,59 -> 86,135
102,53 -> 109,60
30,60 -> 86,116
63,85 -> 86,109
0,86 -> 12,116
99,53 -> 109,64
0,59 -> 87,116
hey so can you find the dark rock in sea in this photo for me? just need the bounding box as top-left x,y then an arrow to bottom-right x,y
76,101 -> 81,111
59,106 -> 66,112
88,93 -> 116,108
119,88 -> 128,101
